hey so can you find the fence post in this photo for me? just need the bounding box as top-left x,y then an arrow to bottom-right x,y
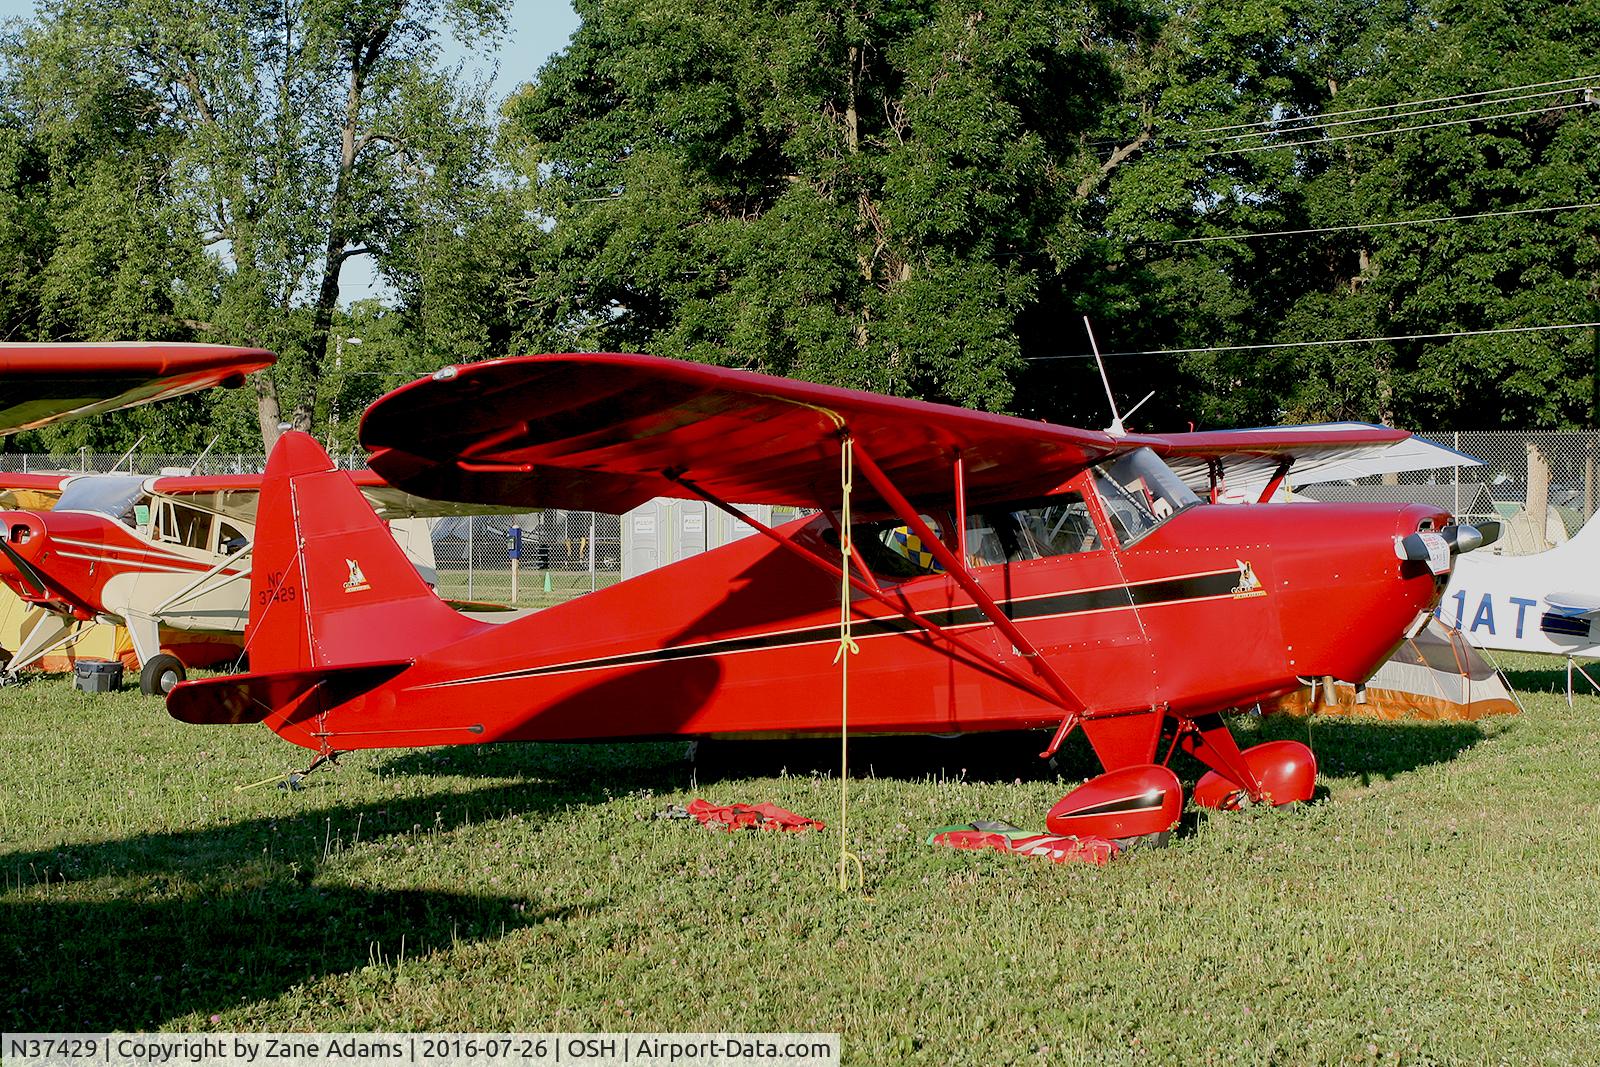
509,523 -> 521,603
1453,431 -> 1461,519
467,518 -> 475,600
588,512 -> 597,593
1585,434 -> 1596,521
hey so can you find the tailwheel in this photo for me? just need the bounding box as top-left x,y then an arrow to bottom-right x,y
1192,739 -> 1316,809
1046,764 -> 1183,843
140,653 -> 186,696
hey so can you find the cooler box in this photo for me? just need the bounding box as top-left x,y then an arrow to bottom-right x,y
73,659 -> 123,693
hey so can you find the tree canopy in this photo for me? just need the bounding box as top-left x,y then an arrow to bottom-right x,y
0,0 -> 1596,451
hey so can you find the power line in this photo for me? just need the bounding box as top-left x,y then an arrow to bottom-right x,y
1187,73 -> 1599,139
1168,201 -> 1600,244
1089,73 -> 1597,155
1029,322 -> 1600,361
1202,86 -> 1592,145
1209,99 -> 1594,155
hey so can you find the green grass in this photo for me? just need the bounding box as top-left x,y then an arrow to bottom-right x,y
433,569 -> 621,610
2,657 -> 1599,1063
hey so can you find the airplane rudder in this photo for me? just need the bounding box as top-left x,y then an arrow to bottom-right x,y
245,431 -> 332,672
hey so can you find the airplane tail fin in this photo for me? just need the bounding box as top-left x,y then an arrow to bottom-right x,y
1567,508 -> 1600,550
245,430 -> 485,674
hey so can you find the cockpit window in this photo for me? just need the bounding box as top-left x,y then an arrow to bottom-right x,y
845,515 -> 948,581
53,476 -> 147,527
964,493 -> 1101,566
1091,447 -> 1201,546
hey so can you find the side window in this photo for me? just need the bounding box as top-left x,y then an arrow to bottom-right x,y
1024,496 -> 1103,556
155,500 -> 177,543
158,502 -> 213,550
965,493 -> 1102,566
848,515 -> 948,581
216,521 -> 248,556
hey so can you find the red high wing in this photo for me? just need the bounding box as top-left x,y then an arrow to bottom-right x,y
0,342 -> 274,436
360,354 -> 1422,513
360,354 -> 1140,512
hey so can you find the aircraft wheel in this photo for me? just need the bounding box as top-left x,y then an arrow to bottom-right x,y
140,654 -> 186,696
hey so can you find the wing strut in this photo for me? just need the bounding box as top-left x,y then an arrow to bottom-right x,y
850,444 -> 1088,720
1258,458 -> 1293,503
669,474 -> 1069,711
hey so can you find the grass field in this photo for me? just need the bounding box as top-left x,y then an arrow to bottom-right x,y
2,656 -> 1598,1063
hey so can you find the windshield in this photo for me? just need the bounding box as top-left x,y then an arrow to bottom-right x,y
1091,448 -> 1201,546
53,476 -> 147,526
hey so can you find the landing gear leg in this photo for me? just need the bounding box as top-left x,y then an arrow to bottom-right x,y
1179,713 -> 1317,809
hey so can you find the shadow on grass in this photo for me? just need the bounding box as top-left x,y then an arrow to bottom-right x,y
1231,713 -> 1491,787
690,730 -> 1102,785
688,713 -> 1492,792
1499,664 -> 1599,696
0,777 -> 630,1031
378,739 -> 691,789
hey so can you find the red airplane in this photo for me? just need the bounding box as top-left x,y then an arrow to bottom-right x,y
0,470 -> 473,693
0,342 -> 273,435
168,354 -> 1487,844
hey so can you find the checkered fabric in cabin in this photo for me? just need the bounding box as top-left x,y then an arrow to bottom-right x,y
888,526 -> 944,573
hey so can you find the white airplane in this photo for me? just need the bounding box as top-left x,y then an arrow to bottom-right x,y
1439,510 -> 1600,700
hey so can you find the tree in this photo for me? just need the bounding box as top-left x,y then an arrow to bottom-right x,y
8,0 -> 512,448
504,0 -> 1164,412
1117,0 -> 1600,430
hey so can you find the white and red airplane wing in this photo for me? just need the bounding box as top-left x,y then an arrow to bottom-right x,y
146,470 -> 524,521
0,342 -> 274,435
1152,423 -> 1479,502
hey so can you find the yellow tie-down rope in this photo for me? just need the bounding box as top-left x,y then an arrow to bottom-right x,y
834,434 -> 864,893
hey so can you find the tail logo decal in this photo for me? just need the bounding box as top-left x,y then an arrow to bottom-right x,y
344,559 -> 370,593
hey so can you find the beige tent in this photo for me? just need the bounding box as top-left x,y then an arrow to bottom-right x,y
1266,618 -> 1520,720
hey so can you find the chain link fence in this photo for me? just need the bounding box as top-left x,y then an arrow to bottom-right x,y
431,511 -> 624,609
0,451 -> 368,475
1309,431 -> 1600,556
4,429 -> 1593,607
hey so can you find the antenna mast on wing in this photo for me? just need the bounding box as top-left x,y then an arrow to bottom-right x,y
1084,318 -> 1154,437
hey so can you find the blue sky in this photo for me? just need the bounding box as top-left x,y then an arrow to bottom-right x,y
0,0 -> 583,301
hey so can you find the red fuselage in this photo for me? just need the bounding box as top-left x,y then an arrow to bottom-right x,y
256,474 -> 1445,770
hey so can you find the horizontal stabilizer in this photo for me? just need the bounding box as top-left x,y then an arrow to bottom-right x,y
167,660 -> 411,725
1545,592 -> 1600,618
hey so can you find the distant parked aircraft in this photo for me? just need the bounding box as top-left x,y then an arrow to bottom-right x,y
1439,510 -> 1600,700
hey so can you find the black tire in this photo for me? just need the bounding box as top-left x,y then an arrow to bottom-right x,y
140,653 -> 185,696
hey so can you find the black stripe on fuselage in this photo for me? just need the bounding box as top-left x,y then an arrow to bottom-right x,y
416,569 -> 1243,689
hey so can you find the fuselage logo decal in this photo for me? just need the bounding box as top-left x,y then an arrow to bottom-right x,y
1232,559 -> 1265,598
344,559 -> 370,593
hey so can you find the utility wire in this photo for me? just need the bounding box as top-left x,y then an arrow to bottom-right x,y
1210,100 -> 1595,155
1186,73 -> 1599,138
1201,86 -> 1592,145
1085,73 -> 1598,150
1168,201 -> 1600,244
1029,322 -> 1600,361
